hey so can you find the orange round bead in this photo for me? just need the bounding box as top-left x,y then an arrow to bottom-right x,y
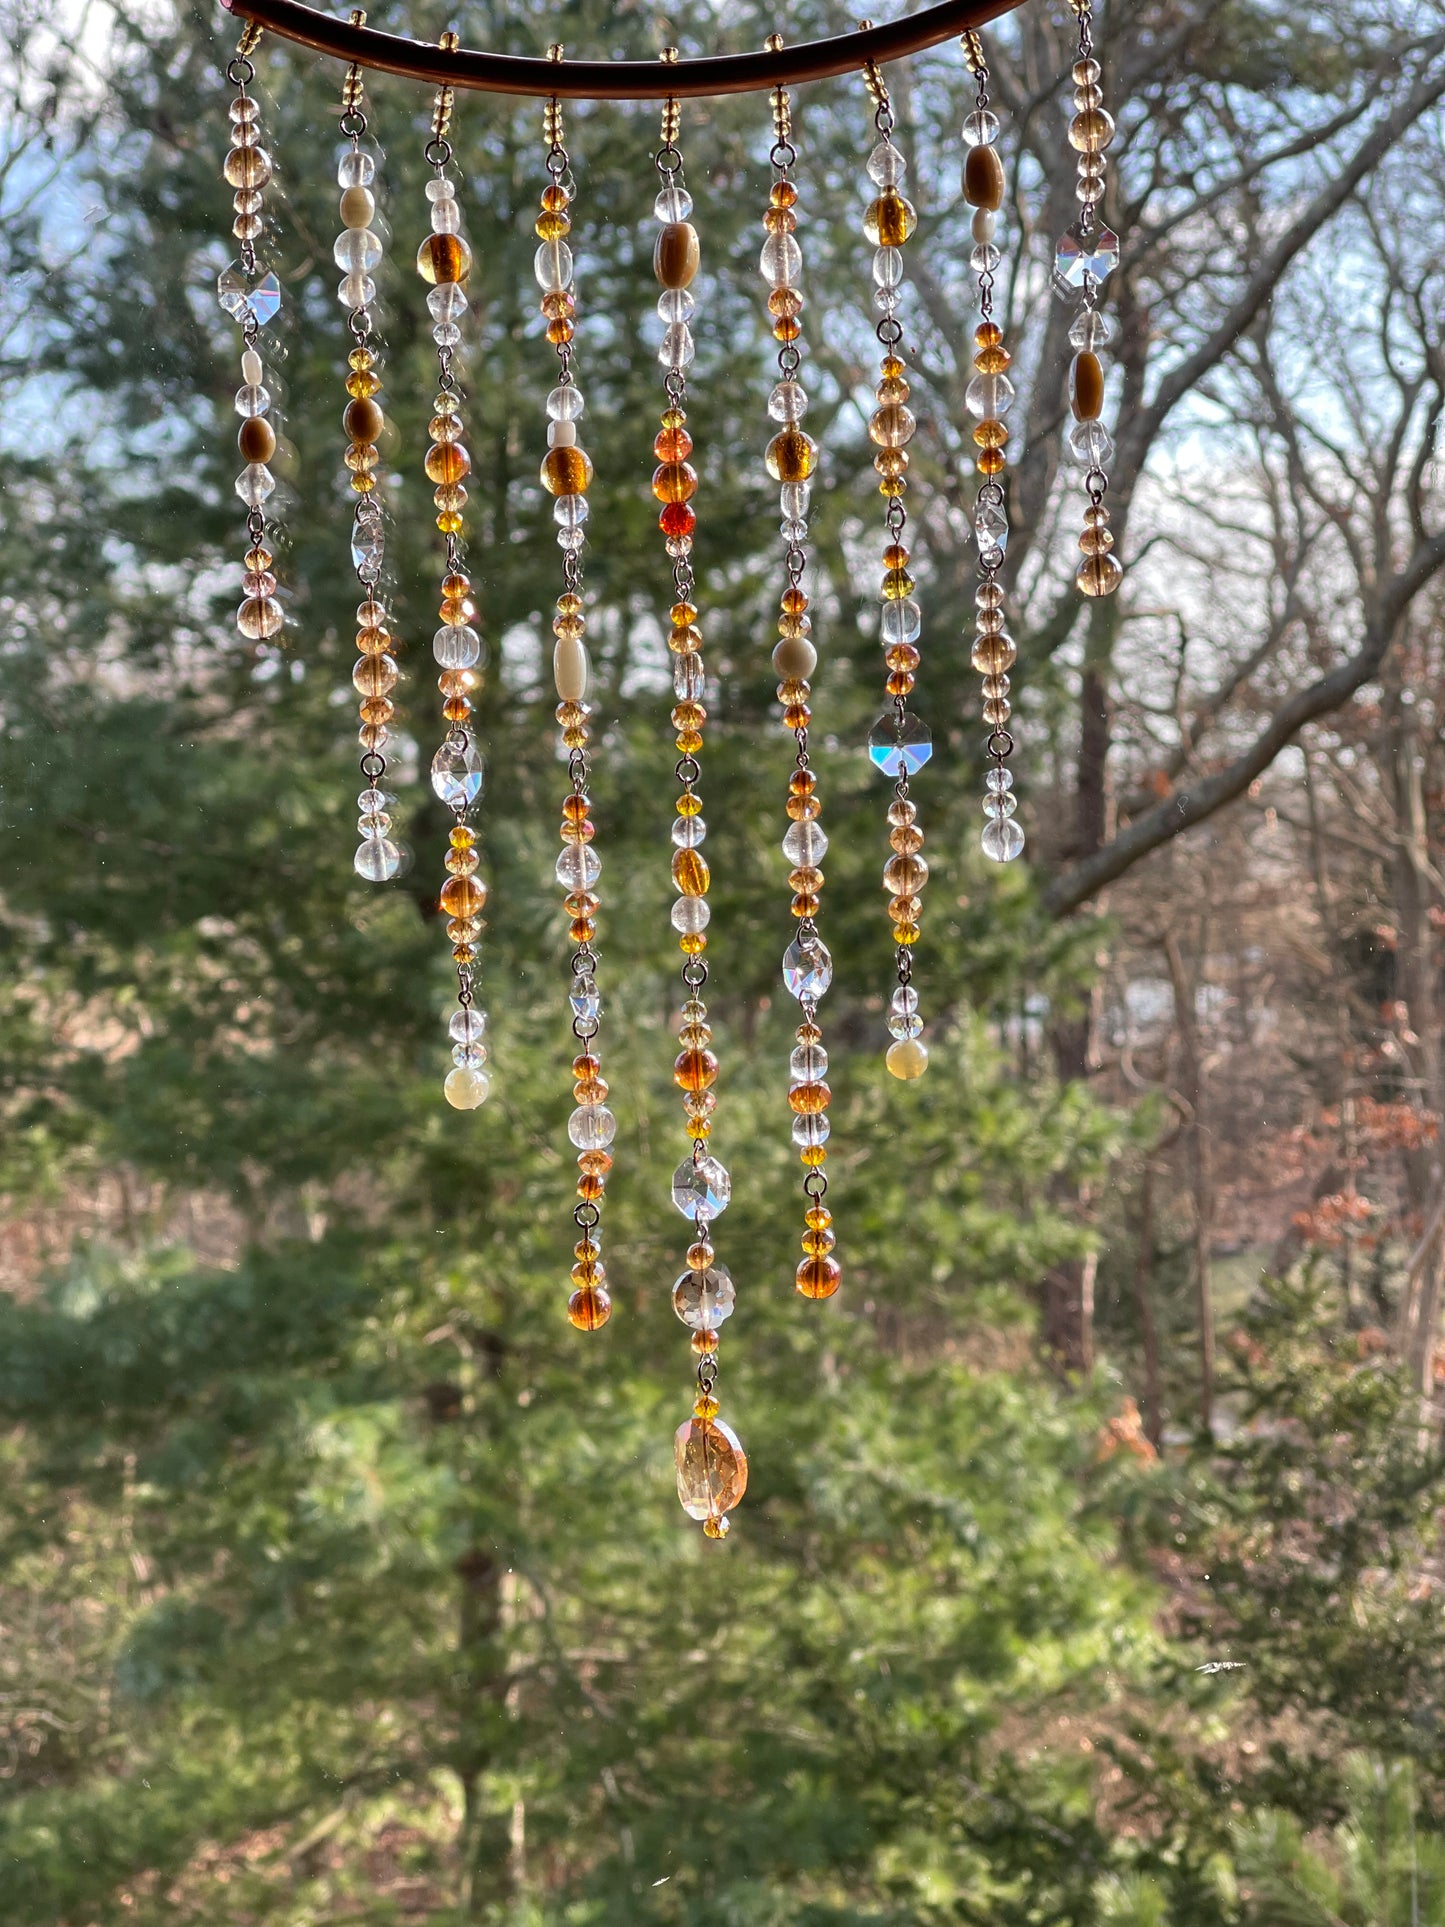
796,1256 -> 841,1300
567,1285 -> 612,1331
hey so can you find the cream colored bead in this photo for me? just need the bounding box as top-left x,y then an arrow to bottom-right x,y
547,419 -> 578,448
971,206 -> 996,244
241,348 -> 263,385
340,184 -> 376,228
553,635 -> 589,702
885,1038 -> 928,1080
772,635 -> 817,681
444,1066 -> 491,1110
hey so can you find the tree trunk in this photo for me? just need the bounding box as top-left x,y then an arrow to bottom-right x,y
1165,930 -> 1215,1435
1132,1159 -> 1164,1449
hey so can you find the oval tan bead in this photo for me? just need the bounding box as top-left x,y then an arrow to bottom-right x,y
339,184 -> 376,229
238,415 -> 276,463
344,396 -> 384,445
1070,351 -> 1105,421
553,635 -> 589,703
772,635 -> 817,681
654,221 -> 700,289
963,143 -> 1006,211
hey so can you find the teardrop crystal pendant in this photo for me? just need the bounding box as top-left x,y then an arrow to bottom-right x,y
430,735 -> 484,808
673,1416 -> 748,1522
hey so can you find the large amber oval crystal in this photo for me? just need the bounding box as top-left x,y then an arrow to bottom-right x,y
674,1416 -> 748,1522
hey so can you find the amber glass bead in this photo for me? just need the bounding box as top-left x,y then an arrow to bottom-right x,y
436,510 -> 464,534
652,461 -> 697,504
805,1203 -> 832,1231
864,191 -> 916,246
788,866 -> 823,894
567,917 -> 594,944
674,1048 -> 719,1092
1078,553 -> 1124,597
348,346 -> 375,371
567,1285 -> 611,1331
870,404 -> 916,449
672,701 -> 705,731
345,443 -> 380,473
541,181 -> 570,212
541,446 -> 593,496
886,643 -> 921,673
802,1227 -> 836,1257
785,796 -> 819,828
451,943 -> 477,965
577,1172 -> 605,1202
659,502 -> 696,540
245,544 -> 275,573
875,448 -> 909,481
352,655 -> 398,697
654,221 -> 700,288
546,317 -> 575,346
574,1077 -> 608,1105
694,1392 -> 720,1421
439,669 -> 480,699
978,448 -> 1006,477
238,417 -> 276,463
686,1239 -> 715,1271
884,853 -> 929,896
678,932 -> 708,956
346,369 -> 381,399
770,178 -> 799,208
882,567 -> 914,601
655,424 -> 693,462
440,875 -> 487,920
440,696 -> 469,723
975,343 -> 1011,375
768,287 -> 803,317
895,921 -> 921,944
417,232 -> 471,285
351,473 -> 376,495
974,420 -> 1009,450
783,703 -> 811,731
799,1143 -> 827,1168
791,892 -> 820,918
976,321 -> 1003,349
671,848 -> 710,896
882,542 -> 909,570
358,696 -> 394,726
781,588 -> 810,619
535,209 -> 570,240
789,1081 -> 830,1116
672,728 -> 700,755
886,672 -> 915,698
796,1255 -> 841,1300
766,430 -> 816,483
676,792 -> 703,820
445,850 -> 478,878
890,825 -> 925,857
972,633 -> 1016,674
691,1329 -> 719,1355
450,825 -> 476,851
762,205 -> 796,234
789,772 -> 817,799
425,443 -> 470,486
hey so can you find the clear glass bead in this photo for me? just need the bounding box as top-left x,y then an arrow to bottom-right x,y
966,372 -> 1015,420
782,931 -> 833,1002
866,140 -> 906,186
873,245 -> 903,289
759,232 -> 802,288
873,287 -> 900,315
781,518 -> 809,545
671,895 -> 711,935
671,811 -> 706,846
984,793 -> 1019,818
1054,224 -> 1120,288
982,817 -> 1026,862
985,765 -> 1015,794
672,1264 -> 735,1330
970,242 -> 1002,274
534,238 -> 573,292
867,710 -> 932,776
975,503 -> 1009,560
357,787 -> 388,814
449,1007 -> 488,1045
357,810 -> 391,839
881,599 -> 922,645
781,819 -> 828,866
235,463 -> 274,506
1069,307 -> 1114,350
768,379 -> 808,422
554,494 -> 590,528
789,1043 -> 827,1083
555,844 -> 601,892
434,624 -> 482,668
338,148 -> 375,188
779,482 -> 811,523
425,174 -> 456,200
792,1113 -> 830,1149
428,283 -> 468,319
657,287 -> 696,324
557,526 -> 585,553
1068,419 -> 1114,468
354,837 -> 401,881
674,654 -> 705,701
671,1154 -> 731,1222
338,272 -> 375,309
888,1008 -> 924,1039
569,1104 -> 617,1150
334,227 -> 381,273
432,320 -> 461,347
452,1042 -> 487,1070
659,322 -> 694,370
234,383 -> 270,417
962,107 -> 1001,146
547,383 -> 585,421
570,975 -> 600,1026
430,736 -> 484,807
654,183 -> 693,221
430,196 -> 462,233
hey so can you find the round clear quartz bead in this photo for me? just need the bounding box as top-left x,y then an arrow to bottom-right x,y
357,787 -> 388,814
966,372 -> 1016,420
659,322 -> 694,369
768,380 -> 808,422
962,108 -> 1000,146
430,197 -> 461,233
671,813 -> 706,847
1068,419 -> 1114,467
449,1007 -> 488,1045
338,272 -> 375,310
970,242 -> 1002,274
789,1043 -> 827,1083
432,320 -> 461,347
546,383 -> 584,421
984,793 -> 1019,818
792,1113 -> 830,1148
555,844 -> 601,892
554,494 -> 589,528
671,896 -> 710,935
354,838 -> 400,881
873,245 -> 904,289
234,383 -> 270,417
657,287 -> 695,324
866,139 -> 906,186
357,811 -> 391,837
873,286 -> 899,315
759,232 -> 802,288
568,1105 -> 617,1150
428,283 -> 467,320
434,624 -> 482,668
982,817 -> 1026,862
781,518 -> 808,544
654,183 -> 693,221
334,227 -> 381,272
781,819 -> 828,867
337,148 -> 375,187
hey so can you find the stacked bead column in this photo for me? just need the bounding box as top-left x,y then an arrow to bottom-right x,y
531,68 -> 614,1336
757,46 -> 841,1307
647,78 -> 747,1540
858,62 -> 931,1082
333,22 -> 402,886
1056,0 -> 1123,601
960,32 -> 1025,864
219,22 -> 284,659
416,41 -> 492,1112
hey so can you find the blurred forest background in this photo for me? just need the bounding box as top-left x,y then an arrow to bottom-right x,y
3,0 -> 1445,1919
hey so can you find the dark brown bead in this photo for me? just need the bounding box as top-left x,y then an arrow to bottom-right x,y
344,397 -> 384,445
1070,351 -> 1105,422
238,416 -> 275,463
653,221 -> 700,289
964,143 -> 1006,211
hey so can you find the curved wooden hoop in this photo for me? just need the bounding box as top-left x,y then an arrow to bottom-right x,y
220,0 -> 1023,98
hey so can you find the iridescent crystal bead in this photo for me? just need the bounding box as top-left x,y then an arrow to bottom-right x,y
986,766 -> 1014,794
354,838 -> 401,881
568,1104 -> 617,1150
672,1264 -> 736,1330
982,817 -> 1026,862
781,819 -> 828,866
674,1416 -> 747,1521
430,736 -> 484,807
672,1154 -> 731,1222
555,844 -> 601,892
782,931 -> 833,1002
452,1043 -> 487,1070
867,710 -> 932,776
1054,224 -> 1120,287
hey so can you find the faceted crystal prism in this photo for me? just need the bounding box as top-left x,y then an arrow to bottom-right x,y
868,709 -> 933,777
782,931 -> 833,1002
569,974 -> 601,1026
672,1264 -> 736,1331
350,508 -> 384,575
430,737 -> 484,808
671,1154 -> 731,1222
975,502 -> 1009,564
217,263 -> 281,328
1053,223 -> 1120,290
674,1416 -> 748,1522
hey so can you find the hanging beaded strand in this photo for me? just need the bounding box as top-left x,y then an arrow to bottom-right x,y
858,61 -> 931,1081
415,38 -> 493,1112
531,61 -> 614,1336
648,71 -> 747,1540
218,21 -> 285,659
1055,0 -> 1123,601
757,46 -> 842,1307
960,33 -> 1025,864
333,19 -> 402,885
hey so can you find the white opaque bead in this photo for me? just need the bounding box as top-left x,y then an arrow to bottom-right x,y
339,184 -> 375,228
426,174 -> 456,201
547,419 -> 577,447
971,206 -> 997,244
553,635 -> 588,701
241,348 -> 263,385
